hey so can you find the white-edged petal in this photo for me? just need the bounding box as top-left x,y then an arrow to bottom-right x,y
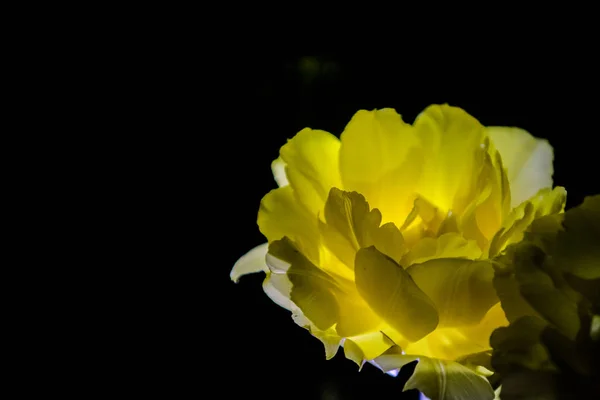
230,243 -> 268,283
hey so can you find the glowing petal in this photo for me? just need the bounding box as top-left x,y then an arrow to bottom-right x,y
344,331 -> 395,367
339,108 -> 422,227
413,104 -> 488,213
258,185 -> 321,263
279,128 -> 342,217
230,242 -> 268,283
487,127 -> 553,208
354,246 -> 439,342
406,258 -> 498,327
403,233 -> 481,266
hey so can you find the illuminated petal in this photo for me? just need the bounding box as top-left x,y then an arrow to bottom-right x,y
271,157 -> 288,187
487,127 -> 553,208
321,188 -> 382,268
230,242 -> 268,283
279,128 -> 342,216
488,187 -> 566,257
344,331 -> 395,367
339,108 -> 422,227
258,185 -> 321,263
407,303 -> 508,361
404,357 -> 495,400
403,233 -> 481,266
355,246 -> 439,342
406,258 -> 498,327
413,104 -> 488,213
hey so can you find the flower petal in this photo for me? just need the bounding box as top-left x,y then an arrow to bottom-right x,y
404,357 -> 495,400
487,127 -> 553,208
268,238 -> 339,330
271,157 -> 288,187
339,108 -> 422,227
321,188 -> 408,268
488,187 -> 566,257
406,258 -> 498,327
279,128 -> 342,217
258,185 -> 321,263
354,246 -> 439,342
344,331 -> 395,367
413,104 -> 488,213
230,243 -> 268,283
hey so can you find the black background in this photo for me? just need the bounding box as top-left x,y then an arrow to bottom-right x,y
206,56 -> 599,400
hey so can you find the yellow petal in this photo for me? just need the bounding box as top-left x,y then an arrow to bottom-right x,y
268,238 -> 339,330
230,242 -> 268,283
354,246 -> 439,342
321,188 -> 408,268
279,128 -> 342,217
406,258 -> 498,327
488,187 -> 566,257
258,185 -> 321,264
404,357 -> 494,400
413,104 -> 488,213
487,127 -> 553,208
321,188 -> 382,268
402,233 -> 482,266
344,331 -> 395,367
339,108 -> 422,227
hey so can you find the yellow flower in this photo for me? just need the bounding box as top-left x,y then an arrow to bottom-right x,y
231,104 -> 566,400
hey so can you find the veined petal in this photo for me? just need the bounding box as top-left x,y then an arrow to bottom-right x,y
406,258 -> 498,327
279,128 -> 342,217
230,242 -> 268,283
405,357 -> 495,400
487,127 -> 553,208
339,108 -> 422,227
321,188 -> 382,268
355,246 -> 439,342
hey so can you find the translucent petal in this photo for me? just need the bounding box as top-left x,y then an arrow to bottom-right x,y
413,104 -> 488,213
339,108 -> 422,227
258,185 -> 321,264
230,242 -> 268,283
279,128 -> 342,217
487,127 -> 553,208
406,258 -> 498,327
344,331 -> 395,367
402,233 -> 481,266
354,246 -> 439,342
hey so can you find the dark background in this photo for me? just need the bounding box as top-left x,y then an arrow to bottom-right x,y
209,56 -> 599,400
